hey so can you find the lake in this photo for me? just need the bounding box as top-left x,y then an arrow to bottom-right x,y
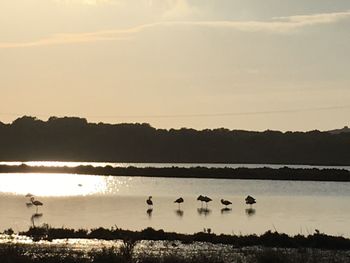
1,172 -> 350,237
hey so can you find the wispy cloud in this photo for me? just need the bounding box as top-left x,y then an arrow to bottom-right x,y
1,10 -> 349,48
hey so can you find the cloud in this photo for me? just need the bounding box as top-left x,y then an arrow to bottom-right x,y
1,10 -> 350,48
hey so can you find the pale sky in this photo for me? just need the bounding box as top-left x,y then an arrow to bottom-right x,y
1,0 -> 350,131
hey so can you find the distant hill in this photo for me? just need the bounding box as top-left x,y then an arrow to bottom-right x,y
0,116 -> 350,165
327,126 -> 350,134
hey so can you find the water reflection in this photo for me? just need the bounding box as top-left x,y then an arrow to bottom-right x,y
175,209 -> 184,218
0,173 -> 106,196
31,213 -> 43,227
245,208 -> 256,217
197,208 -> 211,216
221,208 -> 232,214
1,173 -> 350,236
146,208 -> 153,219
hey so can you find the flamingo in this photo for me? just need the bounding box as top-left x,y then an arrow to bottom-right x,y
146,196 -> 153,208
30,197 -> 43,213
174,197 -> 184,209
25,193 -> 35,207
203,196 -> 212,208
221,199 -> 232,208
197,195 -> 205,207
245,195 -> 256,206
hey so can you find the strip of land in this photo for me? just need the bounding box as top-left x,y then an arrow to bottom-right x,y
1,226 -> 350,263
1,164 -> 350,181
15,226 -> 350,249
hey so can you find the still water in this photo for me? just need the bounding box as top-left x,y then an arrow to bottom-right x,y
0,173 -> 350,237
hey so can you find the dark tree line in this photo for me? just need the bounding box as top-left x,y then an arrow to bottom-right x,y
0,116 -> 350,165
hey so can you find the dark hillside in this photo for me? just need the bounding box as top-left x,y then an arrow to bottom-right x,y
0,116 -> 350,165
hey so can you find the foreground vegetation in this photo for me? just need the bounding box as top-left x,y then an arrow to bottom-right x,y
1,116 -> 350,165
2,227 -> 350,263
1,243 -> 349,263
1,243 -> 350,263
1,164 -> 350,181
11,226 -> 350,250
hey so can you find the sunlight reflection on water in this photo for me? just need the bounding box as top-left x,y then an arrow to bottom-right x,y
0,173 -> 107,196
1,173 -> 350,236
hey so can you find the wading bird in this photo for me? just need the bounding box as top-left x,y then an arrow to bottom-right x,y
146,196 -> 153,208
197,195 -> 205,207
174,197 -> 184,209
245,195 -> 256,206
203,196 -> 212,208
221,199 -> 232,208
30,197 -> 43,213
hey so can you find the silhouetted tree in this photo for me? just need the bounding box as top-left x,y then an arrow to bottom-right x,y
0,116 -> 350,165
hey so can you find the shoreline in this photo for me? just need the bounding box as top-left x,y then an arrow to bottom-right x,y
2,227 -> 350,262
1,164 -> 350,182
1,226 -> 349,250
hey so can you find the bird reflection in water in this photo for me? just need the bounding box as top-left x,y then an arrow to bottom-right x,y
221,207 -> 232,214
30,213 -> 43,227
175,209 -> 184,218
245,208 -> 256,217
146,208 -> 153,219
197,208 -> 211,216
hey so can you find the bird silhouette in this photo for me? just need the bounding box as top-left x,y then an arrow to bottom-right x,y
25,193 -> 34,207
174,197 -> 184,209
203,196 -> 212,208
197,195 -> 205,207
221,199 -> 232,208
197,195 -> 212,208
245,195 -> 256,206
30,197 -> 43,213
146,196 -> 153,208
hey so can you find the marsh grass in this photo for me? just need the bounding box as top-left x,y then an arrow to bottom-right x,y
1,243 -> 350,263
2,226 -> 350,263
18,226 -> 350,250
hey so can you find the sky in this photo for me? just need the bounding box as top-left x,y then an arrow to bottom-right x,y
1,0 -> 350,131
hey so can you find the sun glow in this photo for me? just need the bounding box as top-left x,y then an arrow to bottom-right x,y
0,173 -> 107,197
